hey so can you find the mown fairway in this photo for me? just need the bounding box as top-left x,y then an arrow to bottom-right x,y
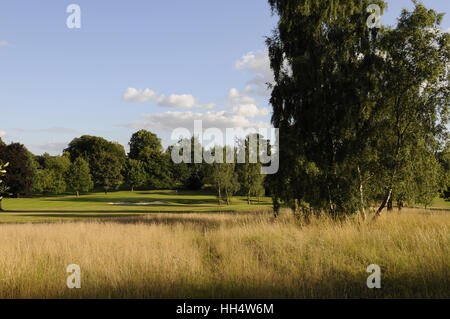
0,208 -> 448,298
0,190 -> 273,223
1,191 -> 448,224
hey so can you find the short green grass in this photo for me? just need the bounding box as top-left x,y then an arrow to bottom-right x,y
0,190 -> 272,223
430,197 -> 450,209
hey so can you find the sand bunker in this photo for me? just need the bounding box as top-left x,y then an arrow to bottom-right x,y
109,201 -> 169,206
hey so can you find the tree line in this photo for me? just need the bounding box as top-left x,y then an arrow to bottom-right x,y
0,131 -> 269,209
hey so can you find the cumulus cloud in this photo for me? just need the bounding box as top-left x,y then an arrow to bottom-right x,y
123,88 -> 158,103
234,50 -> 275,96
127,110 -> 271,133
123,88 -> 215,109
0,130 -> 6,137
122,49 -> 276,136
0,41 -> 9,47
227,88 -> 269,117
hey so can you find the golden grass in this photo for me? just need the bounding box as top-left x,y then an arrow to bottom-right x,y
0,208 -> 448,298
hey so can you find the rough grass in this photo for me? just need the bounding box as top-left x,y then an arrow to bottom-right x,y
0,208 -> 448,298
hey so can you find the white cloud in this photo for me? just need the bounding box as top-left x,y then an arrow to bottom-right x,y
227,88 -> 257,106
0,41 -> 9,47
128,110 -> 271,133
231,104 -> 269,118
123,88 -> 158,103
227,88 -> 269,117
126,94 -> 271,134
234,50 -> 274,96
0,130 -> 6,137
123,88 -> 215,109
123,49 -> 275,136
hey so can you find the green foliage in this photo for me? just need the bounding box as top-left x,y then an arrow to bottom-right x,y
0,161 -> 10,210
32,153 -> 71,195
267,0 -> 448,217
95,151 -> 123,193
267,0 -> 386,216
0,143 -> 34,197
124,159 -> 147,191
369,3 -> 449,213
65,135 -> 126,188
168,137 -> 206,190
236,134 -> 266,204
205,146 -> 240,205
66,157 -> 94,196
128,130 -> 172,189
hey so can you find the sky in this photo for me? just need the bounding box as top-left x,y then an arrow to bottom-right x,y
0,0 -> 449,155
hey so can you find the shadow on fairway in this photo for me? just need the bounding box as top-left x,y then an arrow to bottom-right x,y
5,210 -> 241,219
44,196 -> 220,205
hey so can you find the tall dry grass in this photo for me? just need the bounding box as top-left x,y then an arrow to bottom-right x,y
0,209 -> 448,298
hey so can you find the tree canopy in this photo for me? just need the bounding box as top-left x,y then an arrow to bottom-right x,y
267,0 -> 449,218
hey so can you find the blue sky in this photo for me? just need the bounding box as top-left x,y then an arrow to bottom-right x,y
0,0 -> 449,155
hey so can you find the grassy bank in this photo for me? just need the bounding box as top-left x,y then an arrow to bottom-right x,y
0,208 -> 448,298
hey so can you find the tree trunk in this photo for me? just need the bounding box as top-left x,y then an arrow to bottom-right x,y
0,199 -> 3,211
387,196 -> 393,211
273,198 -> 280,218
357,166 -> 366,221
247,191 -> 251,205
398,200 -> 403,211
131,186 -> 134,192
76,191 -> 79,197
217,182 -> 221,206
373,188 -> 392,220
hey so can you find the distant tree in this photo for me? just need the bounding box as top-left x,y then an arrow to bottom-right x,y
129,130 -> 162,160
65,135 -> 126,188
166,144 -> 191,187
124,159 -> 147,192
95,151 -> 123,194
205,146 -> 239,205
0,143 -> 33,197
168,136 -> 205,190
0,162 -> 10,211
237,134 -> 266,204
32,169 -> 53,194
128,130 -> 172,189
66,157 -> 94,196
32,153 -> 71,195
